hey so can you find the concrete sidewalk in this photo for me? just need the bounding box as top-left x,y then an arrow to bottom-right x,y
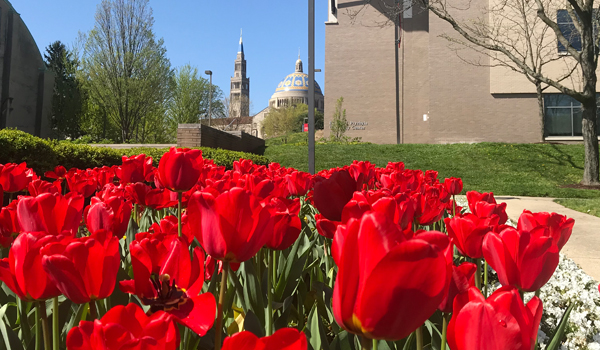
495,196 -> 600,282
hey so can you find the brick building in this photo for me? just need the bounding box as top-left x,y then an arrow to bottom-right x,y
324,0 -> 599,144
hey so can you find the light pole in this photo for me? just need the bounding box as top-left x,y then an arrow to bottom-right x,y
205,70 -> 213,127
308,0 -> 315,175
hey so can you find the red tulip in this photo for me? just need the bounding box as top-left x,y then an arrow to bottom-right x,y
86,196 -> 132,238
517,210 -> 574,250
125,182 -> 177,210
233,158 -> 257,174
157,147 -> 203,192
66,169 -> 98,198
27,179 -> 60,196
483,227 -> 559,292
117,154 -> 155,185
315,214 -> 339,239
66,303 -> 180,350
119,238 -> 216,336
41,230 -> 120,303
332,209 -> 451,340
90,166 -> 117,188
438,262 -> 477,313
313,170 -> 359,222
204,254 -> 240,281
0,232 -> 62,301
466,191 -> 508,224
0,162 -> 33,193
445,213 -> 500,259
285,171 -> 313,197
413,190 -> 446,226
17,192 -> 84,236
222,328 -> 308,350
444,177 -> 463,196
265,197 -> 302,250
448,286 -> 542,350
187,188 -> 272,263
0,201 -> 20,248
44,165 -> 67,180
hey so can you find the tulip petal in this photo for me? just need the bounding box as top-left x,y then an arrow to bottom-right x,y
42,255 -> 90,303
357,236 -> 450,340
167,293 -> 216,336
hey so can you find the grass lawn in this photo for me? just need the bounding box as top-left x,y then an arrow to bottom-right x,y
264,137 -> 600,199
554,198 -> 600,218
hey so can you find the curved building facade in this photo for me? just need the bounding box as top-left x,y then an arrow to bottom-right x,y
0,0 -> 53,137
269,57 -> 324,113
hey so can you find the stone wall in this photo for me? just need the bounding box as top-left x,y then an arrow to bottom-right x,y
177,124 -> 265,154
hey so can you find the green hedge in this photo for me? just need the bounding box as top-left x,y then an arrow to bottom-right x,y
0,129 -> 269,174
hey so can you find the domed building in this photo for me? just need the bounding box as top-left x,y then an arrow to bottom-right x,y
268,57 -> 324,112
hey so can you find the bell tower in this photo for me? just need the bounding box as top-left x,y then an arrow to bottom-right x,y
229,29 -> 250,118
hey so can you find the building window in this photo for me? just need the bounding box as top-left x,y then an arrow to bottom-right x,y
557,10 -> 582,52
328,0 -> 338,23
544,94 -> 600,136
557,9 -> 599,53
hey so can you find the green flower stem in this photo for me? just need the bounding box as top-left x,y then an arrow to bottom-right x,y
441,313 -> 450,350
134,204 -> 139,225
324,241 -> 331,288
372,339 -> 378,350
475,259 -> 482,290
360,336 -> 372,350
214,261 -> 230,350
177,192 -> 183,238
267,250 -> 274,336
89,300 -> 98,319
484,262 -> 489,298
272,250 -> 278,284
452,194 -> 456,217
53,297 -> 59,350
39,301 -> 51,350
416,325 -> 424,350
35,303 -> 41,350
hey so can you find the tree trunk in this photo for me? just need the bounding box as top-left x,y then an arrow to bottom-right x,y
536,81 -> 545,142
580,97 -> 599,185
579,11 -> 600,186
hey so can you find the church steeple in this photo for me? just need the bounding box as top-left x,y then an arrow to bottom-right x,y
230,30 -> 250,118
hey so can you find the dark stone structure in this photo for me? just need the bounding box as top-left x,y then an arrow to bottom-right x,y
177,124 -> 265,154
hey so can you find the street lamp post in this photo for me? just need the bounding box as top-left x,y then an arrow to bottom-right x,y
205,70 -> 213,127
308,0 -> 315,175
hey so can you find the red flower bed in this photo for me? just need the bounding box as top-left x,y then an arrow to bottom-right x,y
0,149 -> 575,350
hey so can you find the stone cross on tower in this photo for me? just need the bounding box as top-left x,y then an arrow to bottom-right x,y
229,29 -> 250,118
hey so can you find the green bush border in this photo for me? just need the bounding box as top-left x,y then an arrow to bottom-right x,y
0,129 -> 269,173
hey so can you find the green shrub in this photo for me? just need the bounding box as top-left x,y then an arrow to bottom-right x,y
0,129 -> 269,173
0,129 -> 57,173
126,147 -> 269,169
54,142 -> 123,170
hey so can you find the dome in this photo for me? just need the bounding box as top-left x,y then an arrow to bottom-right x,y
269,57 -> 325,113
274,72 -> 323,95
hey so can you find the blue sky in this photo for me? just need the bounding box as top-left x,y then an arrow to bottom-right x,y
15,0 -> 328,115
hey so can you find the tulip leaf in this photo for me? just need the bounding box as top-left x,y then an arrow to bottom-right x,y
64,303 -> 87,337
330,331 -> 357,350
243,309 -> 265,337
546,302 -> 575,350
275,234 -> 309,301
241,261 -> 265,327
306,302 -> 329,350
0,303 -> 23,350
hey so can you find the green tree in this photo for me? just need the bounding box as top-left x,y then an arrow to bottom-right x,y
330,97 -> 348,141
44,41 -> 85,140
295,108 -> 324,131
166,64 -> 223,134
262,104 -> 310,138
82,0 -> 172,143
